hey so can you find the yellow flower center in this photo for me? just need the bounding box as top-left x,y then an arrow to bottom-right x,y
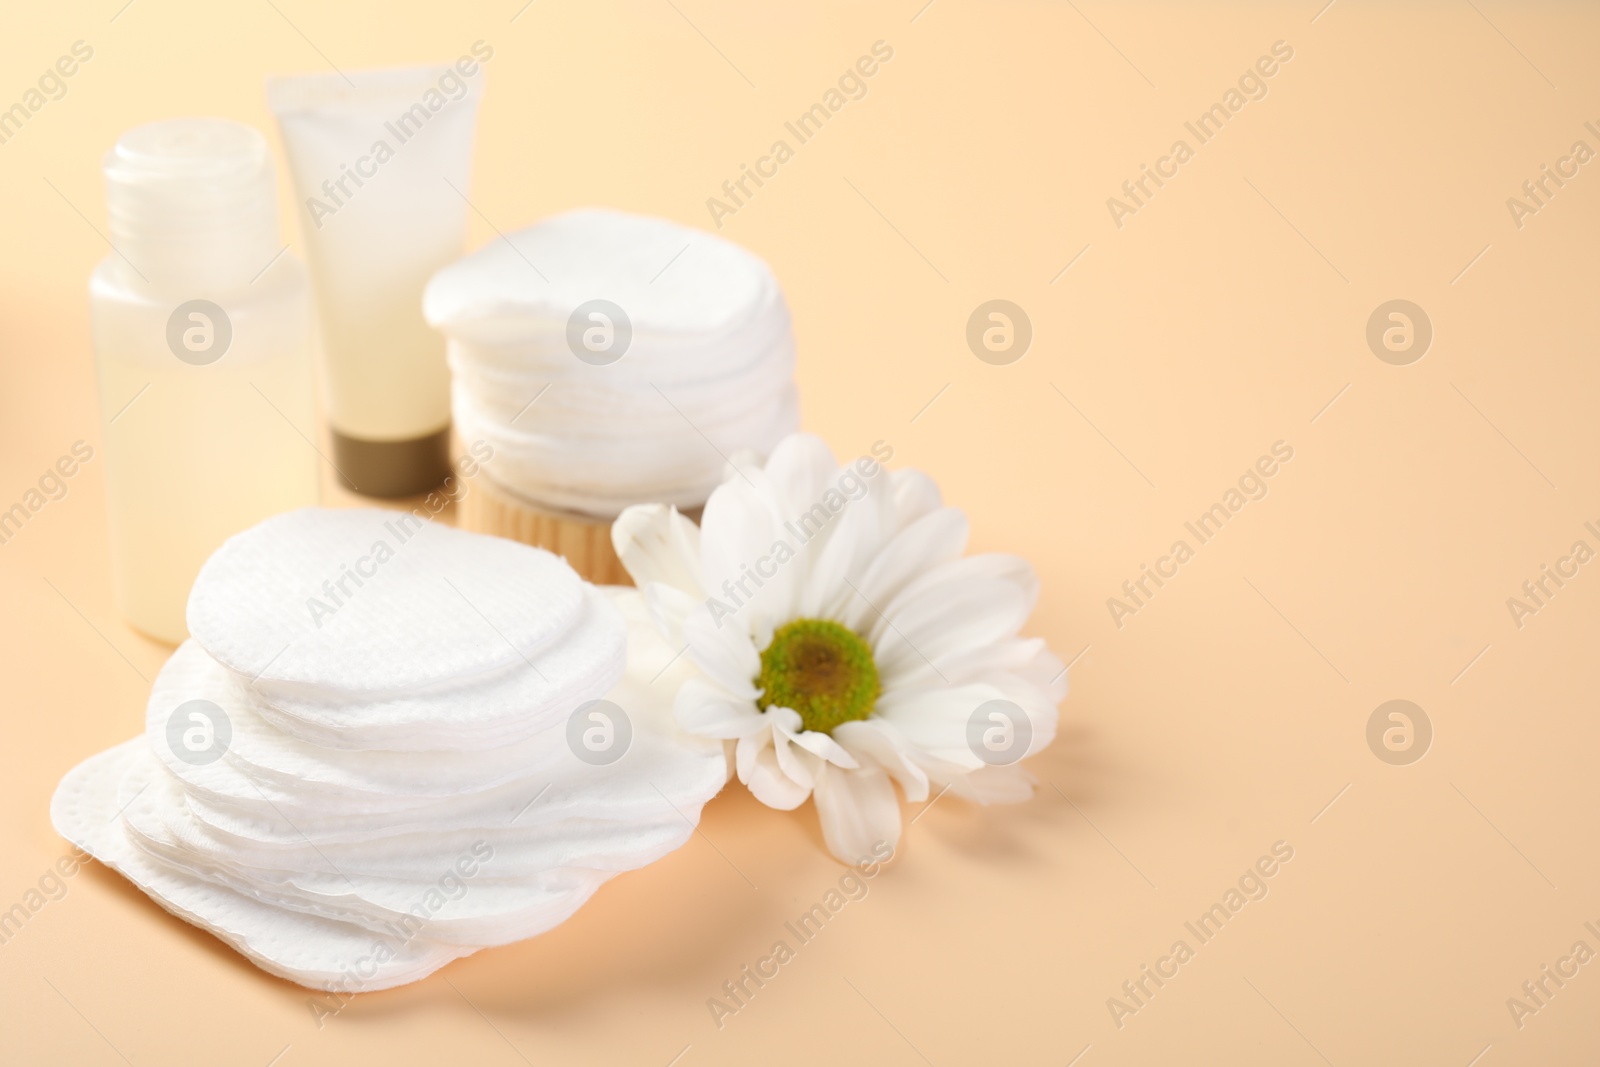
756,618 -> 880,735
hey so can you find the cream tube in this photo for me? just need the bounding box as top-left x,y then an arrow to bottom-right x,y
267,47 -> 489,497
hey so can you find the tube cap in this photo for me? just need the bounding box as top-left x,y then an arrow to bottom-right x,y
331,427 -> 451,498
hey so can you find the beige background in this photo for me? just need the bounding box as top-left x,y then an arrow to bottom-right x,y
3,1 -> 1599,1063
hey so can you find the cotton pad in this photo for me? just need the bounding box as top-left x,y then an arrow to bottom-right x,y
423,208 -> 800,581
118,765 -> 622,946
423,207 -> 778,342
52,506 -> 729,992
52,742 -> 473,992
235,587 -> 625,752
146,644 -> 725,842
188,507 -> 585,694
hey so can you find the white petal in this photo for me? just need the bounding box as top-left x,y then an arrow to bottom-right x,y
813,765 -> 902,865
612,504 -> 703,596
880,680 -> 1058,770
988,678 -> 1059,755
872,556 -> 1038,685
873,683 -> 1009,768
698,476 -> 795,635
759,433 -> 840,523
683,602 -> 761,699
738,731 -> 812,810
734,724 -> 766,782
713,434 -> 842,629
795,485 -> 883,619
779,719 -> 860,770
769,713 -> 822,789
842,507 -> 968,633
674,677 -> 767,739
936,636 -> 1061,692
916,651 -> 1062,760
888,468 -> 942,532
833,719 -> 928,802
614,585 -> 701,693
640,580 -> 701,647
1017,640 -> 1071,704
880,553 -> 1040,629
699,476 -> 779,590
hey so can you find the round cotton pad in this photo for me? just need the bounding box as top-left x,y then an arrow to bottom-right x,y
51,742 -> 473,993
51,569 -> 730,992
423,207 -> 776,341
188,507 -> 584,693
426,208 -> 801,539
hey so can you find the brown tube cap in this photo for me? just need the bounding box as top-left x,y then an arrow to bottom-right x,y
331,426 -> 451,499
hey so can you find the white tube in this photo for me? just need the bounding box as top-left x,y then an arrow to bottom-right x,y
267,48 -> 488,496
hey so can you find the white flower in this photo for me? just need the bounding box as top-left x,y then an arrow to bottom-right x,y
612,432 -> 1065,863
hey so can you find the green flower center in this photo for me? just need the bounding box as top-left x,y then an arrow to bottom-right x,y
756,618 -> 880,735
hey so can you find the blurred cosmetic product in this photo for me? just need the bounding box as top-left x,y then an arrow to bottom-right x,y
89,118 -> 319,643
267,50 -> 488,497
424,208 -> 800,582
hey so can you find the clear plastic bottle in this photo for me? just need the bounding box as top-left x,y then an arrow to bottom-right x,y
90,118 -> 319,643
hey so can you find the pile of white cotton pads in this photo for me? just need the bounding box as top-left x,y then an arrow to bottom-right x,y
424,207 -> 800,517
51,508 -> 726,992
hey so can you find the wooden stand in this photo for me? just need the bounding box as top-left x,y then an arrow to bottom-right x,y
460,474 -> 632,586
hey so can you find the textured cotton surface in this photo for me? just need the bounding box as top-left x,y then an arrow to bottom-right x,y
423,207 -> 775,340
424,208 -> 800,517
241,587 -> 626,752
188,507 -> 585,693
52,505 -> 727,992
52,742 -> 473,991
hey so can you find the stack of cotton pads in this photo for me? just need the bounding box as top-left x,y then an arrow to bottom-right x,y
424,207 -> 800,518
51,508 -> 725,992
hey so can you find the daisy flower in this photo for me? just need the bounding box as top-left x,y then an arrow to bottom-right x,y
612,432 -> 1065,863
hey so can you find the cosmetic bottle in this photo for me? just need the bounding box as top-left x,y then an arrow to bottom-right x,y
268,58 -> 486,497
89,118 -> 319,643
